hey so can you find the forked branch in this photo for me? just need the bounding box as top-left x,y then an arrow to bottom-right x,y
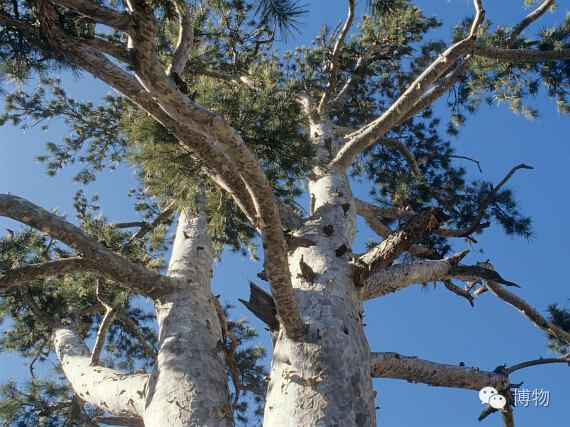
0,194 -> 172,296
318,0 -> 355,114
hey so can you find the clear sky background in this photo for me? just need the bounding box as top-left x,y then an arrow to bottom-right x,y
1,1 -> 569,426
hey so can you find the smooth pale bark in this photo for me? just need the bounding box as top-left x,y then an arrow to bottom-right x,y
52,327 -> 148,418
143,210 -> 232,426
264,123 -> 376,426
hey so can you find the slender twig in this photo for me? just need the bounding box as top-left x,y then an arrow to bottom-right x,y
444,280 -> 475,306
90,282 -> 117,366
469,0 -> 485,39
461,163 -> 533,237
508,0 -> 555,46
450,154 -> 483,173
318,0 -> 355,114
117,311 -> 157,360
507,354 -> 570,374
484,280 -> 570,345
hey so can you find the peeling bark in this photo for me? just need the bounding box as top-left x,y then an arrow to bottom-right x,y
264,121 -> 375,426
52,326 -> 148,418
143,210 -> 233,426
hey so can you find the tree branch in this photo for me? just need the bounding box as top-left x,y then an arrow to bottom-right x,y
122,204 -> 176,249
169,0 -> 194,76
92,416 -> 144,426
0,257 -> 95,292
469,0 -> 485,39
370,352 -> 509,390
461,163 -> 533,237
124,2 -> 305,337
83,36 -> 132,64
483,281 -> 570,345
0,194 -> 172,296
329,48 -> 372,110
508,0 -> 555,46
318,0 -> 355,114
90,283 -> 117,366
473,42 -> 570,62
90,305 -> 116,366
506,354 -> 570,374
357,208 -> 446,284
331,38 -> 474,170
117,311 -> 157,360
52,326 -> 148,418
359,252 -> 518,301
353,197 -> 437,259
51,0 -> 135,35
376,138 -> 422,179
399,60 -> 471,124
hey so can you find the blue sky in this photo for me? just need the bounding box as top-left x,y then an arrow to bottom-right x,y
1,1 -> 569,426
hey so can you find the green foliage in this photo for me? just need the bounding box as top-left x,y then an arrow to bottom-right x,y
0,378 -> 73,426
547,303 -> 570,354
1,0 -> 570,421
0,77 -> 129,184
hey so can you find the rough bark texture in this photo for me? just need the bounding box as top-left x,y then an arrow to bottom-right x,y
370,352 -> 509,391
264,122 -> 375,426
143,210 -> 233,426
52,326 -> 148,418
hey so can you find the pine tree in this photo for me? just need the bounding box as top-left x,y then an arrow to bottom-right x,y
0,0 -> 569,425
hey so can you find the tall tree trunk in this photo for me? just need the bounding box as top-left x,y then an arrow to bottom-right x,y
264,120 -> 376,425
144,210 -> 233,426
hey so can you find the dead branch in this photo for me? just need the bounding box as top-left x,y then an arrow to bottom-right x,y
318,0 -> 355,114
483,281 -> 570,345
370,352 -> 509,390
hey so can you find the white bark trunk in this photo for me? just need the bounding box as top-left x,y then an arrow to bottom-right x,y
143,210 -> 233,426
263,168 -> 376,426
52,326 -> 148,418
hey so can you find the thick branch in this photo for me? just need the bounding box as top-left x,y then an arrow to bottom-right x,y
52,326 -> 148,418
0,194 -> 171,296
125,2 -> 304,337
83,36 -> 132,64
0,257 -> 95,292
358,208 -> 445,282
51,0 -> 134,34
508,0 -> 555,46
318,0 -> 355,114
359,253 -> 518,301
484,281 -> 570,345
32,1 -> 258,225
91,416 -> 143,426
353,198 -> 436,258
370,352 -> 509,390
473,42 -> 570,62
331,38 -> 474,170
399,60 -> 470,124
